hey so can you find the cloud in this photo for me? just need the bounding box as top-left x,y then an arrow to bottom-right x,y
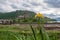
44,0 -> 60,8
0,0 -> 60,18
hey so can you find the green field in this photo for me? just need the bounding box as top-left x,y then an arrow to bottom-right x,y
0,25 -> 32,40
0,25 -> 60,40
0,31 -> 18,40
0,31 -> 36,40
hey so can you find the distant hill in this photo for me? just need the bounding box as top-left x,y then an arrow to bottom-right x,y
55,17 -> 60,21
44,17 -> 56,21
0,10 -> 56,21
0,10 -> 36,19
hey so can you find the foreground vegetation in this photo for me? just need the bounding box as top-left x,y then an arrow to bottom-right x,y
0,23 -> 60,40
0,13 -> 59,40
0,30 -> 59,40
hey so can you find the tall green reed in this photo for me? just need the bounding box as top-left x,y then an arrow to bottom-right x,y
29,13 -> 50,40
37,18 -> 50,40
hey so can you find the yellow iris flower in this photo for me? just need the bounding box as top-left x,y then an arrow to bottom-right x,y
35,13 -> 44,19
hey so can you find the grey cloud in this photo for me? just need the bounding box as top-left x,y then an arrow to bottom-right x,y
22,3 -> 30,7
0,8 -> 5,12
30,2 -> 40,6
10,4 -> 19,9
44,0 -> 60,8
0,0 -> 8,5
0,0 -> 41,12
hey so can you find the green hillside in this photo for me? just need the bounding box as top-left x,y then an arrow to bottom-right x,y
0,10 -> 56,21
0,11 -> 17,19
0,10 -> 36,19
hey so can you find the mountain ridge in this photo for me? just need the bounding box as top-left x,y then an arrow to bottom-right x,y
0,10 -> 56,21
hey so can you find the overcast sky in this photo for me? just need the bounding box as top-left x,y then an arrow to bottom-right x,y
0,0 -> 60,18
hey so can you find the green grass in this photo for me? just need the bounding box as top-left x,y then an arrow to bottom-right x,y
0,31 -> 18,40
0,31 -> 34,40
0,31 -> 59,40
0,25 -> 60,40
